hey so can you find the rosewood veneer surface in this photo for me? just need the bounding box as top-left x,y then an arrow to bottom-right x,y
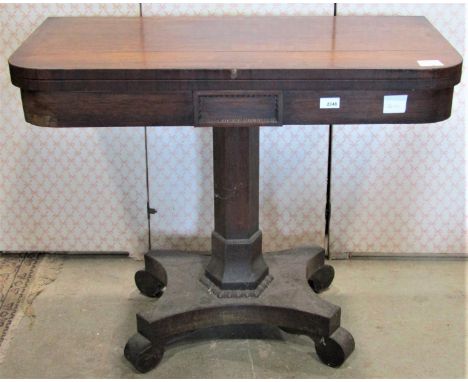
9,16 -> 462,127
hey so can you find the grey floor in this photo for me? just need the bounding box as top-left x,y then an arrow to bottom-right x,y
0,255 -> 465,378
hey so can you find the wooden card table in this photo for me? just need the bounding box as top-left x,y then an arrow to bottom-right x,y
9,16 -> 462,372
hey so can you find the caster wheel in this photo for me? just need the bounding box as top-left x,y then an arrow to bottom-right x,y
308,265 -> 334,293
124,333 -> 164,373
135,270 -> 165,298
315,327 -> 355,368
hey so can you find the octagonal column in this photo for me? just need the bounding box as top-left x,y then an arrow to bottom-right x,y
204,126 -> 269,290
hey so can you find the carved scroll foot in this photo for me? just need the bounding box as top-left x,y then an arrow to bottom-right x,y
124,333 -> 164,373
315,327 -> 355,367
134,251 -> 168,298
306,247 -> 335,293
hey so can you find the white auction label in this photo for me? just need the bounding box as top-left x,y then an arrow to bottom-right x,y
383,95 -> 408,114
417,60 -> 444,67
320,97 -> 340,109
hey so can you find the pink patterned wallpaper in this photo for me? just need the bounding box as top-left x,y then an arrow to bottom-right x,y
0,4 -> 148,256
0,4 -> 465,257
330,3 -> 466,255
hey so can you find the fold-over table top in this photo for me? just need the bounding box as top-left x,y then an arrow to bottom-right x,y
8,16 -> 463,127
9,16 -> 462,84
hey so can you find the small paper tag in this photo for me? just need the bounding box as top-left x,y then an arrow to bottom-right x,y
383,95 -> 408,114
417,60 -> 444,67
320,97 -> 340,109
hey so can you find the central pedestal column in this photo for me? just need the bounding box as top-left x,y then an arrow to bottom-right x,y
204,126 -> 269,291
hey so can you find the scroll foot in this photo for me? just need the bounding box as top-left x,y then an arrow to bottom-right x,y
124,333 -> 164,373
308,264 -> 335,293
134,252 -> 168,298
314,327 -> 355,367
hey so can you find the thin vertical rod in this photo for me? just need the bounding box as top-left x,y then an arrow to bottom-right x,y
139,2 -> 152,251
325,3 -> 337,257
144,126 -> 152,250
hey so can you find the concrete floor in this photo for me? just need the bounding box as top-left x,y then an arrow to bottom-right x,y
0,255 -> 465,378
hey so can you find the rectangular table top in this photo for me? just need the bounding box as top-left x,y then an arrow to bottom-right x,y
8,16 -> 463,128
9,16 -> 462,83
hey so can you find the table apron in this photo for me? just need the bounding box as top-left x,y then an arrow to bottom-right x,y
20,88 -> 453,127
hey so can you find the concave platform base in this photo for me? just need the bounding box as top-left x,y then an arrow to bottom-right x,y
125,247 -> 354,373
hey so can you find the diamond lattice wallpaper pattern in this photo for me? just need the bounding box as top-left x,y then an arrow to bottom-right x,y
0,4 -> 148,256
330,3 -> 466,255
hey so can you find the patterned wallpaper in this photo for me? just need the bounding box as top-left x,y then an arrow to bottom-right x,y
330,3 -> 466,255
0,4 -> 148,256
0,4 -> 465,257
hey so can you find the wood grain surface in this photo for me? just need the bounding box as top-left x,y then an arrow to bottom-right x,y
9,16 -> 463,127
10,16 -> 462,81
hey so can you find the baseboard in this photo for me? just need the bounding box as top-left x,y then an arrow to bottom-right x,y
330,252 -> 467,260
0,250 -> 129,256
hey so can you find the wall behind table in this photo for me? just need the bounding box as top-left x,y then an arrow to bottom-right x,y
142,3 -> 333,253
330,4 -> 466,256
0,4 -> 149,257
1,4 -> 465,257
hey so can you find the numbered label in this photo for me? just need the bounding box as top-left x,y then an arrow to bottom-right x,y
320,97 -> 340,109
417,60 -> 444,67
383,95 -> 408,114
